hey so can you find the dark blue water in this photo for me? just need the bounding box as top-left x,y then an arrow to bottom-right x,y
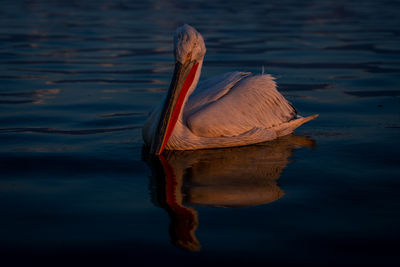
1,0 -> 399,265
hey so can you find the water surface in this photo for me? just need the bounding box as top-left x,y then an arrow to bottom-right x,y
1,0 -> 399,265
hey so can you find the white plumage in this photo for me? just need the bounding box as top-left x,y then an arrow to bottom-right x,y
143,25 -> 317,153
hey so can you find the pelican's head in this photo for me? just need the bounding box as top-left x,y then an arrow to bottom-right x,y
149,25 -> 205,155
174,24 -> 206,64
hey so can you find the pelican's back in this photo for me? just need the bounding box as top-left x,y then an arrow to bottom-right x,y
187,74 -> 297,138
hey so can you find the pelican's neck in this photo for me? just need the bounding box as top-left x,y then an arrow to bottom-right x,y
178,59 -> 203,121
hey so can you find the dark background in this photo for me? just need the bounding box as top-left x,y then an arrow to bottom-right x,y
1,0 -> 399,265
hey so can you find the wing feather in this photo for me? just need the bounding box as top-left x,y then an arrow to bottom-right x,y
187,74 -> 296,138
183,71 -> 250,118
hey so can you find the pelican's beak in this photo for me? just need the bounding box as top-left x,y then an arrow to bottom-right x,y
150,60 -> 199,155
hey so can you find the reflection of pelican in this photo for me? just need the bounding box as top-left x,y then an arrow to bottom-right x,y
144,135 -> 316,251
143,24 -> 318,155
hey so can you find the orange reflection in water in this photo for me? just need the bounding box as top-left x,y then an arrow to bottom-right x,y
145,134 -> 316,251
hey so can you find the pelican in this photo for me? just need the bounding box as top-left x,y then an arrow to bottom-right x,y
143,24 -> 318,155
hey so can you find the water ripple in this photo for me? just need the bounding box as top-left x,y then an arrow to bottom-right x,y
344,90 -> 400,97
46,79 -> 164,84
0,126 -> 140,135
279,83 -> 330,91
98,112 -> 146,118
325,43 -> 400,55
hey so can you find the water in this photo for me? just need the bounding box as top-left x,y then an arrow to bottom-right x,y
1,0 -> 399,265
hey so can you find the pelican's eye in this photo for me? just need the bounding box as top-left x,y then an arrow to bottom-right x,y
186,52 -> 192,61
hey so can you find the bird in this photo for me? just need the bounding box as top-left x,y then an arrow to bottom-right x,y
143,24 -> 318,155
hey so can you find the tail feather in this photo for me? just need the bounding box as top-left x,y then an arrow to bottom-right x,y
273,114 -> 318,137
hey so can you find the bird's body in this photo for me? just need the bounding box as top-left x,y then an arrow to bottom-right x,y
143,25 -> 317,154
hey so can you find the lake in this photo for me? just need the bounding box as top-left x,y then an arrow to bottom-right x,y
1,0 -> 399,265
